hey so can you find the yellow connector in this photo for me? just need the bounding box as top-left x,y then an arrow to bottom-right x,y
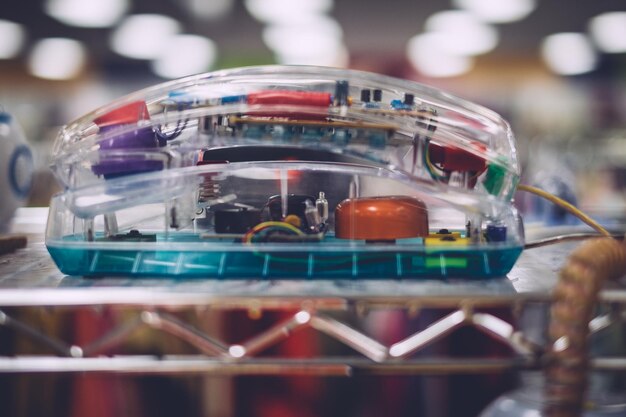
425,236 -> 469,246
428,230 -> 462,239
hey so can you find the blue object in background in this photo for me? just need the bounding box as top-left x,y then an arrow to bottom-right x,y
529,175 -> 579,226
0,109 -> 33,232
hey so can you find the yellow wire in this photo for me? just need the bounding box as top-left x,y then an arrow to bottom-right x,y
425,144 -> 447,179
244,221 -> 305,243
252,221 -> 304,235
517,184 -> 612,238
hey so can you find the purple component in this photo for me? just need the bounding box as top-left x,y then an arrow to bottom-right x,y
91,158 -> 164,179
93,125 -> 164,179
98,125 -> 158,150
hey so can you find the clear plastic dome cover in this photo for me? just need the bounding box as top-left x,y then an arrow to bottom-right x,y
46,65 -> 523,279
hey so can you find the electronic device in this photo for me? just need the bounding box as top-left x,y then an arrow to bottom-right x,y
45,65 -> 523,279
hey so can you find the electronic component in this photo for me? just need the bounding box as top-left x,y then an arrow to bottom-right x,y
220,94 -> 246,104
390,93 -> 416,110
315,192 -> 328,223
91,101 -> 164,179
96,229 -> 156,242
483,160 -> 508,196
425,235 -> 469,246
247,90 -> 332,119
196,156 -> 228,204
334,196 -> 429,241
362,88 -> 382,109
283,214 -> 302,229
360,89 -> 371,103
95,103 -> 153,154
243,221 -> 306,243
427,142 -> 487,172
227,116 -> 395,145
485,223 -> 507,242
303,200 -> 323,233
429,229 -> 463,239
267,194 -> 318,232
373,89 -> 382,102
214,206 -> 261,234
93,100 -> 151,128
333,80 -> 350,107
248,90 -> 332,107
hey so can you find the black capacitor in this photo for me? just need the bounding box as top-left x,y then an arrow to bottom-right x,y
372,89 -> 382,102
334,80 -> 350,106
214,207 -> 261,233
416,107 -> 438,134
360,89 -> 371,103
403,93 -> 415,105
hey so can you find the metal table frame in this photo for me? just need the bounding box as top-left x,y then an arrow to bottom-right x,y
1,208 -> 625,376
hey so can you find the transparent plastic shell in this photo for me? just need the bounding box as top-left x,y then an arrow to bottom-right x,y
51,66 -> 520,199
46,162 -> 523,279
46,66 -> 523,279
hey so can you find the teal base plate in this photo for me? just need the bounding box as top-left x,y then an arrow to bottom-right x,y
47,234 -> 523,280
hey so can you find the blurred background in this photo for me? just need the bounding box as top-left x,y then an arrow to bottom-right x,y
1,0 -> 626,220
1,1 -> 626,416
0,0 -> 624,219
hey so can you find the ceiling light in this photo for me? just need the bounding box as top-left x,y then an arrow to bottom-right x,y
541,33 -> 597,76
151,35 -> 217,79
0,20 -> 25,59
28,38 -> 86,80
45,0 -> 128,28
589,12 -> 626,53
453,0 -> 536,23
110,14 -> 181,60
276,44 -> 349,67
263,17 -> 347,67
407,33 -> 474,77
424,10 -> 498,56
263,17 -> 343,58
245,0 -> 332,24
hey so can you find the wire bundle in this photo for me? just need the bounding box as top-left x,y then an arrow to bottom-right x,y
243,221 -> 304,244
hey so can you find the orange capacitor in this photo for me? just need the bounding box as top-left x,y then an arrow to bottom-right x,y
334,196 -> 428,240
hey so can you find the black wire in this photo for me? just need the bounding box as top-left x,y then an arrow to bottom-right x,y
155,102 -> 189,143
